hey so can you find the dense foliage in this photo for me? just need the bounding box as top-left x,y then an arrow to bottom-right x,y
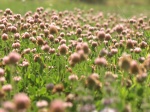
0,7 -> 150,112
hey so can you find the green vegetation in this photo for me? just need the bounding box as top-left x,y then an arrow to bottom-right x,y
1,0 -> 150,17
0,0 -> 150,112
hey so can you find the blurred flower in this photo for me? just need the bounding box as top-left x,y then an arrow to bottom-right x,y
13,93 -> 30,110
58,44 -> 68,55
2,84 -> 12,92
52,84 -> 64,94
7,52 -> 21,64
118,53 -> 131,71
100,107 -> 117,112
0,68 -> 4,77
13,76 -> 22,82
68,74 -> 78,81
49,100 -> 65,112
36,100 -> 48,109
94,57 -> 107,66
3,101 -> 15,112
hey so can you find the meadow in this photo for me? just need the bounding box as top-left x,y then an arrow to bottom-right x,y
0,0 -> 150,112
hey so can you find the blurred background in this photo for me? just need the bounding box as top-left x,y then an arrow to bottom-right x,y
0,0 -> 150,17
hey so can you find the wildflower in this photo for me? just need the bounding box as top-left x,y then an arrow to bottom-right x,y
66,94 -> 75,102
49,100 -> 65,112
46,83 -> 54,91
13,76 -> 22,82
8,52 -> 21,64
94,57 -> 107,66
49,25 -> 58,34
130,60 -> 140,74
134,47 -> 141,53
37,36 -> 44,45
118,53 -> 131,71
3,101 -> 15,112
136,72 -> 147,83
36,100 -> 48,109
82,42 -> 90,54
126,39 -> 134,49
58,44 -> 68,55
105,33 -> 112,41
116,24 -> 123,34
1,33 -> 8,40
2,84 -> 12,92
0,68 -> 4,77
68,74 -> 78,81
76,28 -> 82,35
13,93 -> 30,110
12,42 -> 20,49
52,84 -> 64,94
69,52 -> 80,64
97,31 -> 105,41
48,35 -> 54,42
41,44 -> 50,52
0,77 -> 5,84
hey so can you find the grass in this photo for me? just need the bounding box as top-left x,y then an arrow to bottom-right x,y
0,0 -> 150,112
0,0 -> 150,17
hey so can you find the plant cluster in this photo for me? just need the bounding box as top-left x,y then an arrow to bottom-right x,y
0,7 -> 150,112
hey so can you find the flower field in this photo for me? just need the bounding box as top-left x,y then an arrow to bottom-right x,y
0,6 -> 150,112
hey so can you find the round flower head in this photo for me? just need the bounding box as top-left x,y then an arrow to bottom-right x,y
49,100 -> 65,112
130,60 -> 140,74
68,74 -> 78,81
36,100 -> 48,109
105,33 -> 112,41
139,41 -> 147,49
37,36 -> 44,45
13,93 -> 30,110
86,74 -> 102,89
0,77 -> 5,84
136,72 -> 147,83
41,44 -> 50,52
97,31 -> 105,41
82,42 -> 90,54
143,55 -> 150,70
44,29 -> 49,36
91,41 -> 98,48
69,52 -> 80,64
2,84 -> 12,92
0,68 -> 4,77
48,34 -> 54,42
8,52 -> 21,64
22,32 -> 30,39
49,48 -> 56,54
49,25 -> 58,34
94,57 -> 107,66
118,53 -> 131,71
76,28 -> 82,35
12,42 -> 20,49
0,89 -> 5,99
13,76 -> 22,82
3,101 -> 15,112
126,39 -> 134,49
0,24 -> 5,30
1,33 -> 8,41
58,44 -> 68,55
77,50 -> 87,61
134,47 -> 141,53
46,83 -> 54,90
116,24 -> 123,34
52,84 -> 64,94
